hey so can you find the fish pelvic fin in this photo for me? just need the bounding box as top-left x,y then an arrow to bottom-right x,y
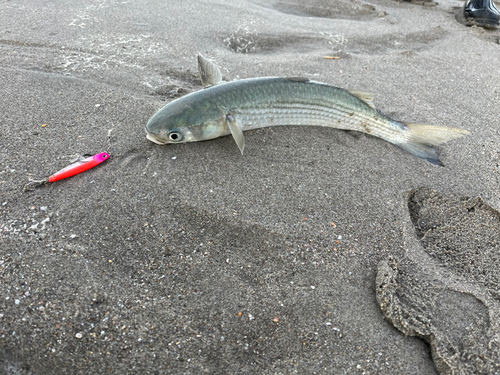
197,54 -> 223,88
226,114 -> 245,155
400,123 -> 470,165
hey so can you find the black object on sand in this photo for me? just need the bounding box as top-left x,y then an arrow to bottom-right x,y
463,0 -> 500,28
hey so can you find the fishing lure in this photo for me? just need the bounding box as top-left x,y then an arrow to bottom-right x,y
24,152 -> 110,191
48,152 -> 109,182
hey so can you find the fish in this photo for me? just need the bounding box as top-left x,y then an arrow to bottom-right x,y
145,54 -> 469,165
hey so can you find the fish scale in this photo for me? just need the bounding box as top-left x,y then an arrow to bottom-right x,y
229,92 -> 403,141
209,79 -> 397,136
146,55 -> 469,165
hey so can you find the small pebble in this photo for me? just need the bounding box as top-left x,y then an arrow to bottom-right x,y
75,332 -> 83,339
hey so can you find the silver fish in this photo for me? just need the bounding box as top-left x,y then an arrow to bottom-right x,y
146,54 -> 469,165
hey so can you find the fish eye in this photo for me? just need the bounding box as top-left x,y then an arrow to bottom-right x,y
168,131 -> 183,142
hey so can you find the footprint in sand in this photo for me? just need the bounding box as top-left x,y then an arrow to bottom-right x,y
376,187 -> 500,374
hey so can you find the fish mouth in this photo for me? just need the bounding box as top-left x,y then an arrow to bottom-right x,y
146,133 -> 167,145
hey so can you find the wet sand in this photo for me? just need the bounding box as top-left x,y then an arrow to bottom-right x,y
1,0 -> 500,373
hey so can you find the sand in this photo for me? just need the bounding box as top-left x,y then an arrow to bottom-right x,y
1,0 -> 500,373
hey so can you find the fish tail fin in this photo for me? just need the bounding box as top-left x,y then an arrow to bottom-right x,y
399,124 -> 469,166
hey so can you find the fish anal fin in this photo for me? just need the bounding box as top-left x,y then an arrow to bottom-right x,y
347,90 -> 377,109
198,54 -> 223,88
226,114 -> 245,155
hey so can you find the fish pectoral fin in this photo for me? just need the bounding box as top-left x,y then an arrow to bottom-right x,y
226,114 -> 245,155
198,54 -> 223,88
347,90 -> 377,109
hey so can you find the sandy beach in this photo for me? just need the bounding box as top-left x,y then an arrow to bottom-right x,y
1,0 -> 500,373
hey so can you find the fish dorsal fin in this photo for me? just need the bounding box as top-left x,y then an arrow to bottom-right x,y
198,54 -> 223,88
286,77 -> 310,83
347,90 -> 377,109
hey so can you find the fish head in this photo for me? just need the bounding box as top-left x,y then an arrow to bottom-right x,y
145,105 -> 192,145
146,94 -> 228,145
145,123 -> 190,145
